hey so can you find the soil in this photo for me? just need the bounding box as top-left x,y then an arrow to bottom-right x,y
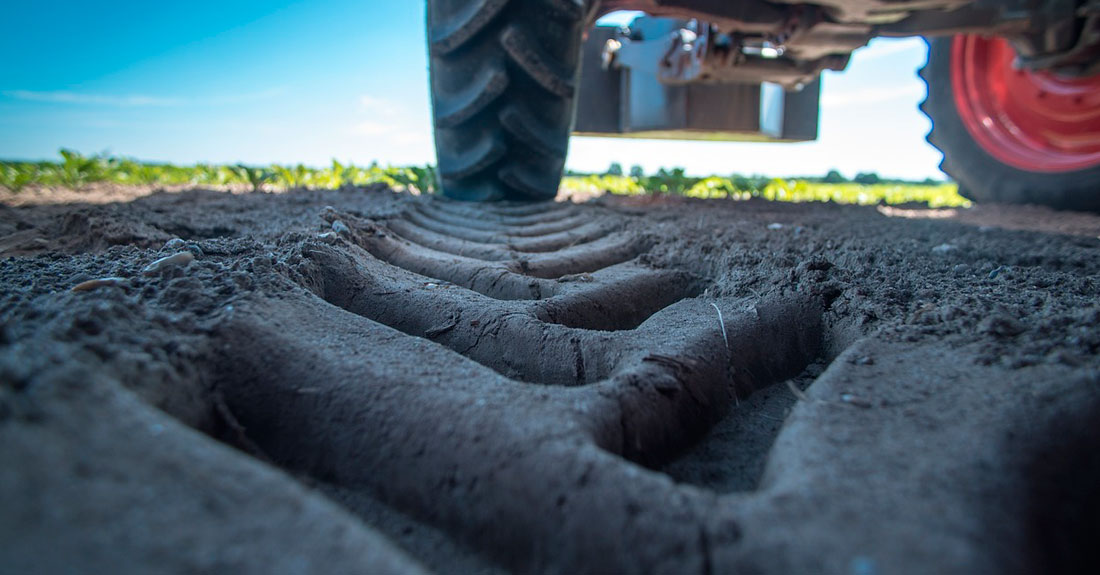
1,184 -> 1098,575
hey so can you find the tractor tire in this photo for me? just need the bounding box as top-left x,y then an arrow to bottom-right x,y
427,0 -> 589,202
920,36 -> 1100,211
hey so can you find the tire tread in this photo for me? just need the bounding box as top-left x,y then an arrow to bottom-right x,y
429,0 -> 585,201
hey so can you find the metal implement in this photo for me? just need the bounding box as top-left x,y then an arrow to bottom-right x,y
573,18 -> 820,142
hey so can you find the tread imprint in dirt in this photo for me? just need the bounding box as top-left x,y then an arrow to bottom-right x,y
8,192 -> 1097,574
230,196 -> 827,572
308,198 -> 821,388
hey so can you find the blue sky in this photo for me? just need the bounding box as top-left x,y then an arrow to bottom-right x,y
0,1 -> 944,180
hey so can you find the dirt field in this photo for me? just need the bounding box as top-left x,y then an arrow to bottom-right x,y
2,185 -> 1098,574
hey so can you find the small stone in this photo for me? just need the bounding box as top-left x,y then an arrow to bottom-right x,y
142,251 -> 195,276
931,243 -> 957,254
332,220 -> 351,235
840,393 -> 872,408
767,223 -> 784,230
162,238 -> 203,256
71,277 -> 126,292
163,238 -> 188,251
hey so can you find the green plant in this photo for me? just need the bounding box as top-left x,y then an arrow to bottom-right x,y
0,163 -> 38,193
408,165 -> 438,194
113,158 -> 161,185
320,159 -> 362,189
687,176 -> 740,199
646,167 -> 694,195
729,175 -> 765,195
232,164 -> 275,192
273,164 -> 311,190
56,149 -> 109,189
381,166 -> 430,194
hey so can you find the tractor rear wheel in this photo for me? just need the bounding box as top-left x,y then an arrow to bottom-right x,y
426,0 -> 588,202
920,36 -> 1100,211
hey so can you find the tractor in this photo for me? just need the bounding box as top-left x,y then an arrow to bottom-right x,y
425,0 -> 1100,210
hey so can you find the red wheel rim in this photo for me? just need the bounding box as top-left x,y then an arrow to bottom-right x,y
950,35 -> 1100,173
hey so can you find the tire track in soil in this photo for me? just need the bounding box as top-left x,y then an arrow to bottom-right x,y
7,190 -> 1098,574
205,196 -> 826,573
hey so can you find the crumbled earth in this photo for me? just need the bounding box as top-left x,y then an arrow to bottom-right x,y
1,185 -> 1098,575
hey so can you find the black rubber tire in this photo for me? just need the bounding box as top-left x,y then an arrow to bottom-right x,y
920,37 -> 1100,212
427,0 -> 588,202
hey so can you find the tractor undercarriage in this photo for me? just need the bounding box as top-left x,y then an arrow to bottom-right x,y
426,0 -> 1100,207
592,0 -> 1100,87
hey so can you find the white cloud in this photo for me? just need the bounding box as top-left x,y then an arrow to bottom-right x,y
352,94 -> 432,146
852,38 -> 927,62
205,87 -> 287,105
393,131 -> 431,146
353,120 -> 398,136
2,87 -> 287,108
358,95 -> 404,116
2,90 -> 183,107
820,84 -> 924,109
351,119 -> 430,145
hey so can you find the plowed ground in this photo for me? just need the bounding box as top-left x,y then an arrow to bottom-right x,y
2,185 -> 1099,574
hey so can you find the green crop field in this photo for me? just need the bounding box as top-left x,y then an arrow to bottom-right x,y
0,150 -> 437,195
559,174 -> 968,208
1,150 -> 970,208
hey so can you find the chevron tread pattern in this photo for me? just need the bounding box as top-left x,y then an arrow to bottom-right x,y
428,0 -> 586,201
